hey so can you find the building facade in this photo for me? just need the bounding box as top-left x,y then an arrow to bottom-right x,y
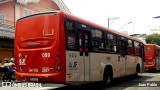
0,0 -> 70,63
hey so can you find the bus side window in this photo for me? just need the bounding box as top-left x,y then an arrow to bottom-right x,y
91,29 -> 105,52
127,40 -> 135,55
98,31 -> 105,52
127,39 -> 132,55
92,40 -> 99,51
112,35 -> 117,53
107,33 -> 117,53
134,41 -> 140,56
140,43 -> 144,58
91,29 -> 99,51
79,33 -> 82,47
120,41 -> 125,57
65,20 -> 77,50
67,32 -> 76,49
105,33 -> 110,52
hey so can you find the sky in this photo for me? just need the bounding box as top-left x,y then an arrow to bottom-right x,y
62,0 -> 160,35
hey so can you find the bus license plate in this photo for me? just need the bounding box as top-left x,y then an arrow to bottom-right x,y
30,77 -> 38,81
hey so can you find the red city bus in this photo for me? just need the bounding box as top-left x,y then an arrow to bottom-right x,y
144,44 -> 160,71
15,11 -> 145,85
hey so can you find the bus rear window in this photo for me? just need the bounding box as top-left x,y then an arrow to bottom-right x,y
145,46 -> 152,51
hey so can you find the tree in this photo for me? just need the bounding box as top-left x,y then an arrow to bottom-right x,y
145,33 -> 160,45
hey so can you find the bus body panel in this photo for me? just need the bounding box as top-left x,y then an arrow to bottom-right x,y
65,52 -> 142,84
145,44 -> 160,70
65,51 -> 79,84
15,11 -> 144,85
145,44 -> 156,70
15,12 -> 66,83
64,12 -> 144,85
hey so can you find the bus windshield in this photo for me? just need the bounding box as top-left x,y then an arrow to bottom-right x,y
145,45 -> 152,52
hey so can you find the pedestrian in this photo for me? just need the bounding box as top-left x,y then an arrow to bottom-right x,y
0,60 -> 2,79
0,60 -> 2,67
9,58 -> 15,70
8,58 -> 15,76
4,58 -> 9,68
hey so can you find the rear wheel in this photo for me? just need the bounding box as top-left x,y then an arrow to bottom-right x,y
103,69 -> 112,86
135,65 -> 140,76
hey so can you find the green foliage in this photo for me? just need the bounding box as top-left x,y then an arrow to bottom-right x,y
145,33 -> 160,45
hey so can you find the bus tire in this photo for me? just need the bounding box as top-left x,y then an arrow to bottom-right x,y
135,64 -> 140,76
103,66 -> 113,86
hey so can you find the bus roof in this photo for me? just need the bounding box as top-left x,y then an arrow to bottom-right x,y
145,44 -> 160,49
61,11 -> 143,43
17,11 -> 59,21
17,11 -> 143,43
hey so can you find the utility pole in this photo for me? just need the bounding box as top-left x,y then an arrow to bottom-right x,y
153,16 -> 160,18
108,17 -> 119,28
118,22 -> 132,31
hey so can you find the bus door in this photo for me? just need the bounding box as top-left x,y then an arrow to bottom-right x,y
120,40 -> 127,76
157,49 -> 160,70
78,30 -> 90,83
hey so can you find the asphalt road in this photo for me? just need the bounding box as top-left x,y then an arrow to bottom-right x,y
54,71 -> 160,90
1,71 -> 160,90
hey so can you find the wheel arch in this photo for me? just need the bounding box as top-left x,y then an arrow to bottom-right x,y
101,64 -> 113,79
136,63 -> 140,73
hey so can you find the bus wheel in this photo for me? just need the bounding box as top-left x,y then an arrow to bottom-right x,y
135,65 -> 140,76
103,70 -> 112,86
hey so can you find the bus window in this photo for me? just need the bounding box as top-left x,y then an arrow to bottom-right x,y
99,31 -> 105,51
99,42 -> 105,50
67,32 -> 76,49
66,21 -> 74,30
127,39 -> 132,55
145,45 -> 152,51
91,29 -> 105,52
105,33 -> 110,52
65,21 -> 77,50
107,33 -> 117,53
91,29 -> 98,51
140,43 -> 145,59
134,41 -> 140,56
92,40 -> 99,51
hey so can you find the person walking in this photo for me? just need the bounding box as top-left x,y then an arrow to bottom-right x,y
0,60 -> 3,80
8,58 -> 15,76
4,58 -> 9,67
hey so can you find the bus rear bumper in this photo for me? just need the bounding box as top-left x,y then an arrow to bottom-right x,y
15,72 -> 65,83
145,65 -> 156,70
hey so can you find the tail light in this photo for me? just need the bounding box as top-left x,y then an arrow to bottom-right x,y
18,53 -> 27,59
152,59 -> 155,65
55,54 -> 61,71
